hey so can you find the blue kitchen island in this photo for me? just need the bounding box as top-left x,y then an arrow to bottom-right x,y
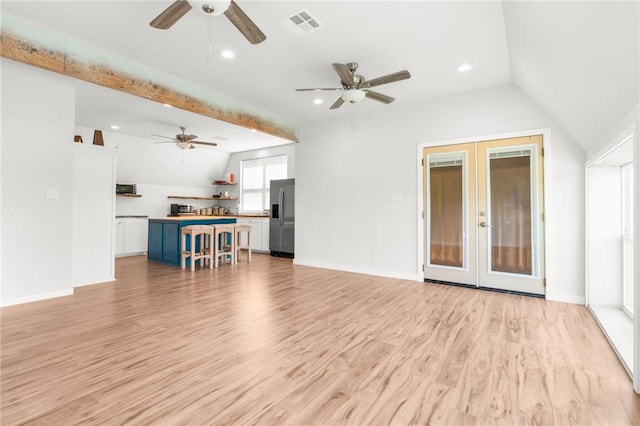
147,217 -> 236,267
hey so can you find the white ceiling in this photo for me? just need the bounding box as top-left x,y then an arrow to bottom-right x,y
1,1 -> 638,152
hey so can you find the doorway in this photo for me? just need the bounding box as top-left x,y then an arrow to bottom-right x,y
423,135 -> 545,295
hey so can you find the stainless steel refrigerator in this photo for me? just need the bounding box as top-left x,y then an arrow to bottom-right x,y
269,178 -> 294,257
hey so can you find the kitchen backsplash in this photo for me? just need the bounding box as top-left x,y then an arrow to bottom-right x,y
115,183 -> 214,218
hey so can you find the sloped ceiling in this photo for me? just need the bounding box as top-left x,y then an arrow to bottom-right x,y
503,1 -> 639,151
1,1 -> 638,153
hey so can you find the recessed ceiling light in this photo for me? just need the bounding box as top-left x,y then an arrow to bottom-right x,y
110,125 -> 120,130
313,98 -> 323,105
458,63 -> 472,72
163,103 -> 173,108
250,129 -> 258,133
220,49 -> 235,59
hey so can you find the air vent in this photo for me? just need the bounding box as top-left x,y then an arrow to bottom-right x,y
280,9 -> 323,36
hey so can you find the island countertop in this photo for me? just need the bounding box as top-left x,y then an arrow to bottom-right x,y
156,214 -> 269,221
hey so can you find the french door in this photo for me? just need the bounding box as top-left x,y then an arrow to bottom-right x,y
423,135 -> 545,295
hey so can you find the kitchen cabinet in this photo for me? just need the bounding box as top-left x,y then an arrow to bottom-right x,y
115,217 -> 148,257
236,217 -> 269,252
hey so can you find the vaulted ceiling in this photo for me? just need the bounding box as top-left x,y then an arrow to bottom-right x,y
1,1 -> 638,152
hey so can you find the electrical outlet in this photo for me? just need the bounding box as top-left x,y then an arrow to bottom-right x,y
45,189 -> 59,199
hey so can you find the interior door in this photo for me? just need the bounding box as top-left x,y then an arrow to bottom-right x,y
423,135 -> 545,295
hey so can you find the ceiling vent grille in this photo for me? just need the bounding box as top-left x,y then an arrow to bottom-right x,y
280,9 -> 323,36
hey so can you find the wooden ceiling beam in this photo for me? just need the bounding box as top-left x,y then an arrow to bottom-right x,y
0,17 -> 299,143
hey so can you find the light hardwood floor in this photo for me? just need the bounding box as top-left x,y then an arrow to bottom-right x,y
2,254 -> 638,425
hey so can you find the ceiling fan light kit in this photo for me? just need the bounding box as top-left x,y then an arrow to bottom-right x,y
196,0 -> 231,16
341,89 -> 366,104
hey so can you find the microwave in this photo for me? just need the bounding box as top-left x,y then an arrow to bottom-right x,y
171,203 -> 196,216
116,183 -> 137,195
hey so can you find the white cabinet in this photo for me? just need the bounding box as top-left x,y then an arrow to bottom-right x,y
115,217 -> 148,257
114,220 -> 125,255
259,219 -> 270,252
236,218 -> 269,252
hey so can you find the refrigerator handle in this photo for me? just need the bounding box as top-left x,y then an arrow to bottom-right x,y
279,187 -> 284,226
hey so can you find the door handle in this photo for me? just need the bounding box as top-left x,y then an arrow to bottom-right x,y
479,221 -> 492,228
279,187 -> 284,227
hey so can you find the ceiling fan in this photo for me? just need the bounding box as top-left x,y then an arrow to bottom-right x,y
149,0 -> 266,45
296,62 -> 411,109
152,127 -> 219,150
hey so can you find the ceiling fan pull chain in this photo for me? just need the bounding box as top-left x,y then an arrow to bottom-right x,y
206,16 -> 214,62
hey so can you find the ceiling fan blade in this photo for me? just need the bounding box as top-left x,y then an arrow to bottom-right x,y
149,0 -> 192,29
295,88 -> 342,92
332,63 -> 352,86
185,134 -> 198,140
191,141 -> 219,147
224,1 -> 266,44
364,90 -> 395,104
361,70 -> 411,88
329,97 -> 345,110
151,133 -> 177,140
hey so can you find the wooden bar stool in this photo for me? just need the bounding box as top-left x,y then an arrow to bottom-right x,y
181,225 -> 214,271
234,224 -> 252,263
212,224 -> 236,267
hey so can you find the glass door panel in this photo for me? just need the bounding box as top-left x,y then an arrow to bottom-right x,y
430,162 -> 463,268
489,152 -> 533,275
423,143 -> 476,286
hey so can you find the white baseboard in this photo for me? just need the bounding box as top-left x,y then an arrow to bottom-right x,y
294,259 -> 587,305
546,291 -> 586,305
72,276 -> 116,288
293,258 -> 423,282
1,288 -> 74,307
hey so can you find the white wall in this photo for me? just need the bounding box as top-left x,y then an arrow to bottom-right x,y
72,144 -> 115,287
75,126 -> 230,189
1,59 -> 75,305
75,126 -> 232,218
635,110 -> 640,395
295,84 -> 586,303
222,143 -> 296,212
115,183 -> 220,218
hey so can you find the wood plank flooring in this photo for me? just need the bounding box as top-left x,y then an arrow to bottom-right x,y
1,254 -> 638,425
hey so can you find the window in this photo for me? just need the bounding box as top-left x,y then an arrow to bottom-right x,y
622,162 -> 634,316
240,155 -> 287,212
